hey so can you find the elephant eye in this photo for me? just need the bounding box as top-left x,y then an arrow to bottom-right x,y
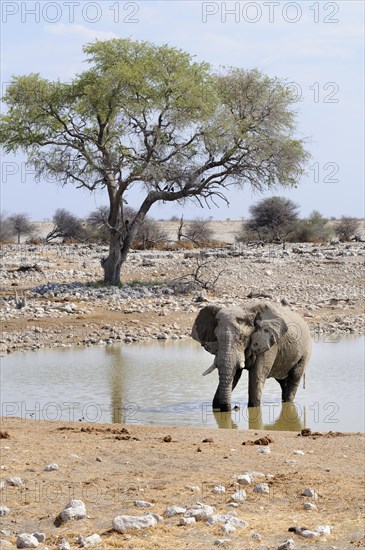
236,317 -> 246,325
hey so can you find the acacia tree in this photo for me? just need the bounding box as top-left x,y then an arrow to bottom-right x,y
8,213 -> 34,243
0,38 -> 308,284
46,208 -> 85,242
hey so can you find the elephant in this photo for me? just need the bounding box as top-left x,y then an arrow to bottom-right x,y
192,302 -> 312,411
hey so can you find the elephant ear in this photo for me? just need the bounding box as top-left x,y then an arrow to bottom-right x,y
250,304 -> 288,354
191,304 -> 221,355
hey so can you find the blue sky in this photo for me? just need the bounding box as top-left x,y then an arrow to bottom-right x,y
1,0 -> 364,221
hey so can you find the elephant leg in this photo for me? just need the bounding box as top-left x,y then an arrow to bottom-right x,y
248,354 -> 272,408
278,357 -> 307,402
248,368 -> 264,408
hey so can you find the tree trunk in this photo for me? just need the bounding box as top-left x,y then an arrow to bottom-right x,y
102,190 -> 154,285
103,231 -> 123,284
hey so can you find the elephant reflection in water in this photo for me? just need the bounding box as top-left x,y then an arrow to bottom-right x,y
213,402 -> 305,431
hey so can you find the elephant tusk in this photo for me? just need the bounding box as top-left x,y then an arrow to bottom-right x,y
202,363 -> 217,376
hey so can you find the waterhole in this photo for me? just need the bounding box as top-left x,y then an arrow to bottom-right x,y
1,337 -> 364,432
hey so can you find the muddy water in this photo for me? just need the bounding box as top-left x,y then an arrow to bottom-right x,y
1,337 -> 364,432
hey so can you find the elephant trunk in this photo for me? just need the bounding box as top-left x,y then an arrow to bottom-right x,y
212,345 -> 237,412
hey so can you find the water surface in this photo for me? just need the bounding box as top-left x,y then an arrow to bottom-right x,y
1,337 -> 364,431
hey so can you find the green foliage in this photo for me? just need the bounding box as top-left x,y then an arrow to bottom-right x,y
290,210 -> 333,242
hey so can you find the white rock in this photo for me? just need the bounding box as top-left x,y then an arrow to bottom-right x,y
78,534 -> 102,548
304,502 -> 317,511
6,477 -> 23,486
253,483 -> 270,495
228,517 -> 248,528
278,539 -> 295,549
293,450 -> 305,455
244,471 -> 266,479
221,523 -> 236,534
32,533 -> 46,543
60,499 -> 87,521
207,514 -> 230,525
231,490 -> 247,502
252,532 -> 262,540
16,533 -> 39,548
213,485 -> 226,494
149,513 -> 163,522
299,529 -> 319,539
178,517 -> 196,526
237,474 -> 252,485
165,505 -> 187,517
258,447 -> 271,454
301,488 -> 318,500
134,500 -> 154,508
0,540 -> 12,548
0,507 -> 10,516
112,514 -> 157,532
58,540 -> 70,550
316,525 -> 332,535
214,540 -> 231,547
184,503 -> 215,521
44,463 -> 59,471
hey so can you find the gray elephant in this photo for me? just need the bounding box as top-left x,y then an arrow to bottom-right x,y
192,302 -> 312,411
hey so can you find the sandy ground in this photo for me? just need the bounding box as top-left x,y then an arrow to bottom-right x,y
0,419 -> 364,549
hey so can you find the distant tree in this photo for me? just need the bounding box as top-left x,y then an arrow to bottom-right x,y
290,210 -> 333,243
183,218 -> 215,245
46,209 -> 85,242
87,205 -> 167,248
133,212 -> 168,249
7,213 -> 34,243
0,213 -> 13,242
245,196 -> 299,242
86,206 -> 110,243
335,216 -> 359,242
0,38 -> 308,283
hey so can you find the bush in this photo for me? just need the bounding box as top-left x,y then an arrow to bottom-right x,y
335,216 -> 360,242
290,211 -> 333,243
0,213 -> 13,242
180,217 -> 215,246
46,209 -> 86,243
85,206 -> 109,243
86,206 -> 168,249
243,196 -> 299,242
